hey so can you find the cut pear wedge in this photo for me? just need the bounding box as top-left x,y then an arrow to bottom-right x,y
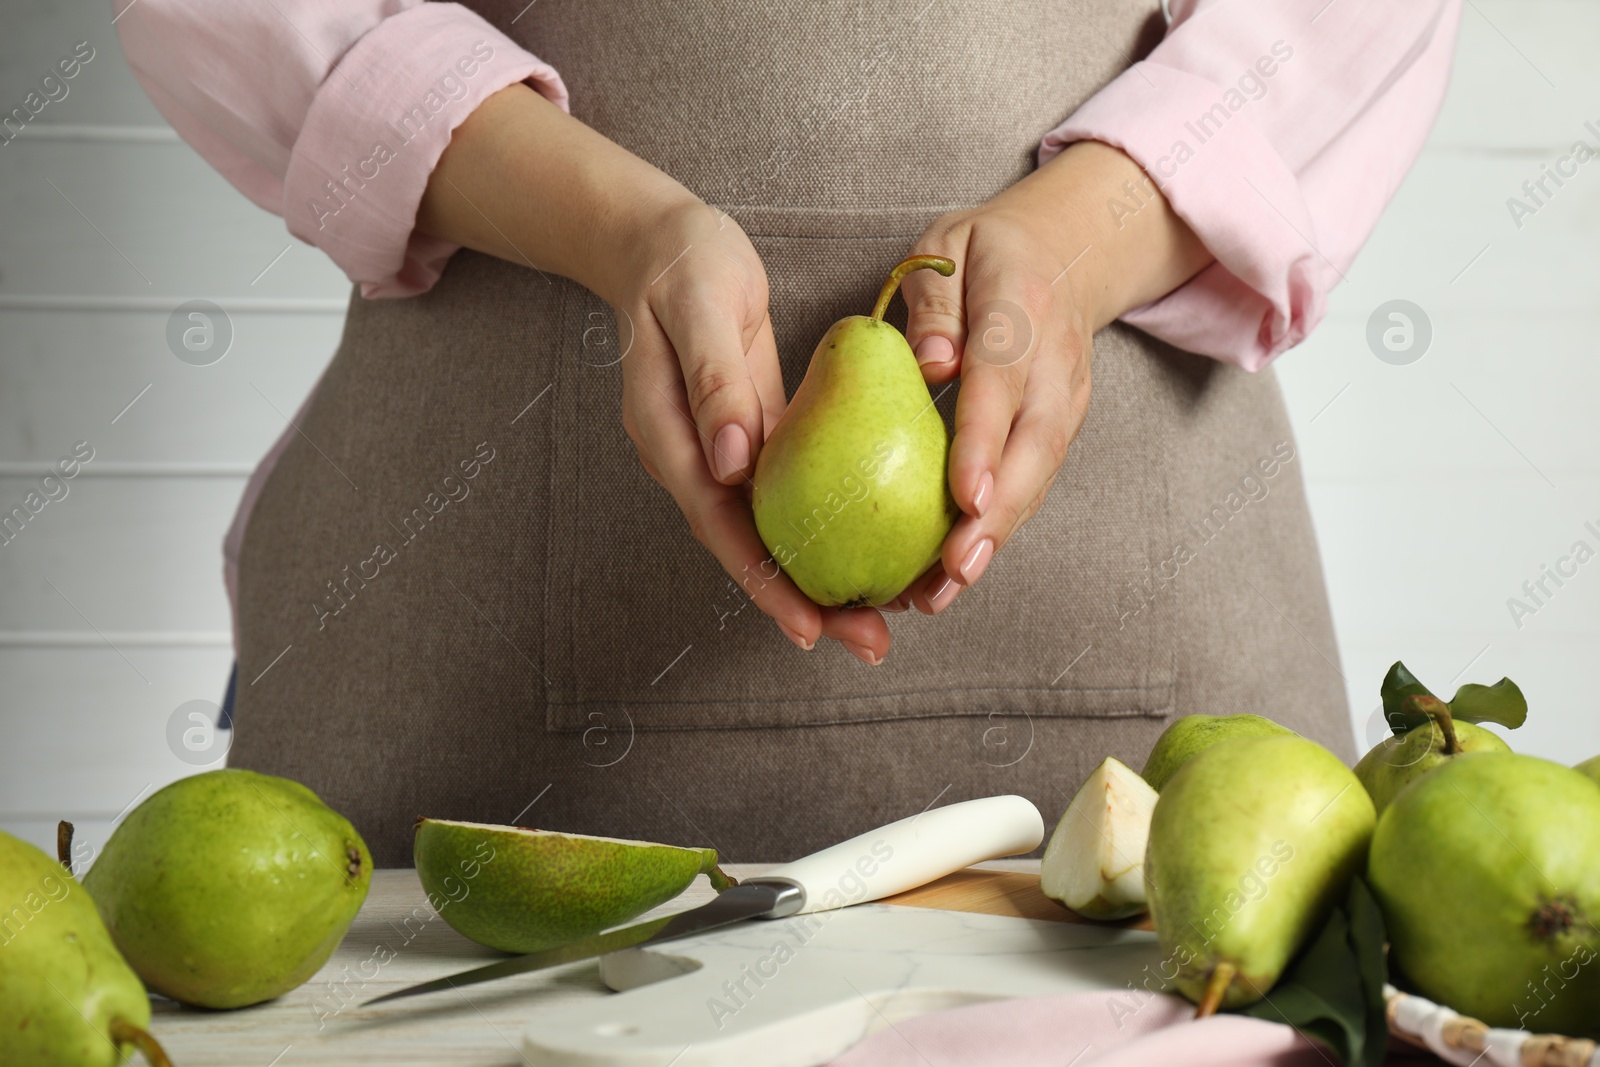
414,818 -> 734,954
1040,757 -> 1159,921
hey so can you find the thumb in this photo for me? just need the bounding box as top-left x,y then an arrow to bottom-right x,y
900,246 -> 966,385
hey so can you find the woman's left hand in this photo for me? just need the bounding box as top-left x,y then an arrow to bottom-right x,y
889,141 -> 1211,616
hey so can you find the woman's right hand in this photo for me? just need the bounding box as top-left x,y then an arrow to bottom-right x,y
601,196 -> 893,663
418,85 -> 892,663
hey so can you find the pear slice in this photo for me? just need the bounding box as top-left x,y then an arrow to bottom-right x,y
1040,757 -> 1158,920
414,819 -> 735,954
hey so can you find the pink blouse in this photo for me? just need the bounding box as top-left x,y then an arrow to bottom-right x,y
111,0 -> 1461,634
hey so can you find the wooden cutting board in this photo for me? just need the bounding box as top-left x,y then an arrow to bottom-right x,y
880,866 -> 1154,930
519,867 -> 1163,1066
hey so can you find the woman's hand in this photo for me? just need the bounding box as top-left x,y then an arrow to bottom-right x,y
417,84 -> 892,662
602,197 -> 893,663
892,141 -> 1212,615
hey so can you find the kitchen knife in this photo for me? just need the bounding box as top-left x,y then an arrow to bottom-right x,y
364,793 -> 1043,1005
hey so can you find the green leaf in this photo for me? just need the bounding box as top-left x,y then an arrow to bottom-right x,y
1446,678 -> 1528,729
1379,661 -> 1436,736
1379,661 -> 1527,735
1235,878 -> 1389,1067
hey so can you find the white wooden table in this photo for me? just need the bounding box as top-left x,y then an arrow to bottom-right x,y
144,862 -> 1034,1067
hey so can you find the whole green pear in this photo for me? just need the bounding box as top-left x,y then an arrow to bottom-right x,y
1576,755 -> 1600,785
752,255 -> 958,607
1140,714 -> 1295,791
0,830 -> 170,1067
1370,754 -> 1600,1036
1144,735 -> 1376,1014
83,769 -> 371,1009
414,818 -> 733,953
1354,695 -> 1510,814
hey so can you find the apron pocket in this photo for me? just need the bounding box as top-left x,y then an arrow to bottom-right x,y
542,206 -> 1175,732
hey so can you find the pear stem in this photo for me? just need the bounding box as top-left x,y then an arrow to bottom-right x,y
1405,694 -> 1460,756
707,865 -> 739,892
57,820 -> 74,870
870,255 -> 956,321
1194,961 -> 1237,1019
110,1019 -> 173,1067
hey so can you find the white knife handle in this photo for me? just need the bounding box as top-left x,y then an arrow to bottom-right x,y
753,794 -> 1043,916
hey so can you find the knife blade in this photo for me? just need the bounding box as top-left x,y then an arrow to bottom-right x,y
363,879 -> 805,1005
364,793 -> 1044,1006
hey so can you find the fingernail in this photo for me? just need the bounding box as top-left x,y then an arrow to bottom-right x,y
881,595 -> 909,613
778,621 -> 814,651
927,576 -> 961,614
971,471 -> 994,517
959,538 -> 994,585
713,424 -> 750,481
915,336 -> 955,367
842,640 -> 882,666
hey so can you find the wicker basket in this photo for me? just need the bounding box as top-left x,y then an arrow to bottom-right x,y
1385,986 -> 1598,1067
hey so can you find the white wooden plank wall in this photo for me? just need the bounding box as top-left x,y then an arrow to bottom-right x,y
0,0 -> 348,859
2,1 -> 1596,861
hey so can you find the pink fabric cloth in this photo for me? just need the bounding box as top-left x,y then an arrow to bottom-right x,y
111,0 -> 1459,658
823,990 -> 1333,1067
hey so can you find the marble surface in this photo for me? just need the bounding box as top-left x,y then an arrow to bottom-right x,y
142,863 -> 1078,1067
524,904 -> 1161,1066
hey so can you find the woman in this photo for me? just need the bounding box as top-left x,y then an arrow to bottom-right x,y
118,0 -> 1459,865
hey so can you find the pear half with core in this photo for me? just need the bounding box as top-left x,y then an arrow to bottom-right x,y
1141,714 -> 1295,792
82,768 -> 372,1009
414,819 -> 735,954
1,830 -> 171,1067
1144,735 -> 1376,1016
1041,757 -> 1158,920
752,255 -> 959,607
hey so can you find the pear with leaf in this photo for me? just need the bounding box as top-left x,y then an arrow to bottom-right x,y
1354,661 -> 1525,814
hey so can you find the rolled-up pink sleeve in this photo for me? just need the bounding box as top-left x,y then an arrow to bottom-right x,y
1041,0 -> 1461,370
114,0 -> 568,298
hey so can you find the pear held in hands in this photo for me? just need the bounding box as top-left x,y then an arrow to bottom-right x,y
752,255 -> 959,607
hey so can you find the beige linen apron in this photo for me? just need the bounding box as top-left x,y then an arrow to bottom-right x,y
230,0 -> 1354,865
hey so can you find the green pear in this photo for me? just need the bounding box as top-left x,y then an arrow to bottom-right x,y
1370,754 -> 1600,1036
752,255 -> 959,607
1144,735 -> 1376,1015
1576,755 -> 1600,785
414,819 -> 735,954
1354,694 -> 1510,814
83,769 -> 371,1008
1140,714 -> 1295,792
1040,757 -> 1157,920
0,830 -> 170,1067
